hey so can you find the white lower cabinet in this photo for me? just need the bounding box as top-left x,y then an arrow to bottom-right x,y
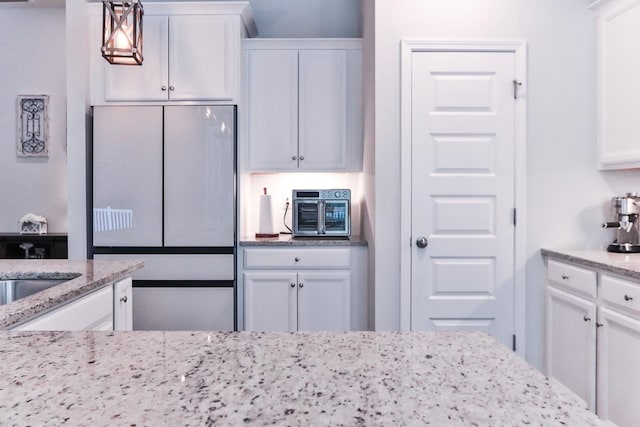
114,276 -> 133,331
13,285 -> 114,331
545,258 -> 640,426
241,246 -> 366,331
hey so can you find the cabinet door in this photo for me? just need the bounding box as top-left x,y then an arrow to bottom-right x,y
244,272 -> 297,331
545,286 -> 596,411
298,50 -> 348,171
93,106 -> 163,247
246,50 -> 299,171
297,271 -> 351,331
114,276 -> 133,331
169,15 -> 236,101
597,306 -> 640,427
103,15 -> 169,101
163,106 -> 235,247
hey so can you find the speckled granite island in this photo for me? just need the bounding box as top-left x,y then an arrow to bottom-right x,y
0,259 -> 143,329
0,330 -> 611,426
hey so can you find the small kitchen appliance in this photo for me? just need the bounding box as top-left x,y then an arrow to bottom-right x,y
292,189 -> 351,237
602,192 -> 640,253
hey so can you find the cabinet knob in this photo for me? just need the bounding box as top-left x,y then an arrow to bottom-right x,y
299,155 -> 305,161
624,294 -> 634,301
561,275 -> 569,280
292,155 -> 297,160
120,296 -> 128,303
596,323 -> 604,328
169,85 -> 175,91
583,315 -> 591,322
294,257 -> 300,262
290,282 -> 295,288
298,283 -> 304,288
161,86 -> 167,91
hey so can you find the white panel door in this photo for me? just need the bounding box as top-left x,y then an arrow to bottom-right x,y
298,50 -> 348,170
247,50 -> 299,171
597,306 -> 640,427
103,16 -> 169,101
244,272 -> 297,331
169,15 -> 235,101
410,51 -> 516,347
297,272 -> 350,331
93,106 -> 163,246
163,106 -> 235,247
545,286 -> 596,410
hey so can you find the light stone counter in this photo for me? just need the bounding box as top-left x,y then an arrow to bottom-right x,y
541,248 -> 640,280
0,330 -> 611,426
0,259 -> 143,329
240,235 -> 367,246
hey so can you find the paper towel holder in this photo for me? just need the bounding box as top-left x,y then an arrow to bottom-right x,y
256,187 -> 279,239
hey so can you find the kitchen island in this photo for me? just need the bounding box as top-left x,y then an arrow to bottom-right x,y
0,330 -> 610,426
0,259 -> 143,329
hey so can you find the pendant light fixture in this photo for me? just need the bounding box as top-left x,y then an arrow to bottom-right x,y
101,0 -> 144,65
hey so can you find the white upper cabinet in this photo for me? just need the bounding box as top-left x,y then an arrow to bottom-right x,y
89,2 -> 255,105
244,39 -> 363,172
592,0 -> 640,169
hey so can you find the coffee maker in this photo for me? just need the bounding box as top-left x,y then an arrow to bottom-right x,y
602,192 -> 640,253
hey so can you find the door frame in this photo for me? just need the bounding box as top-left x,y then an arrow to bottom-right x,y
399,40 -> 528,357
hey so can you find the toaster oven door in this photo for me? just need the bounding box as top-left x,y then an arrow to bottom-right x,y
324,200 -> 350,236
293,200 -> 320,235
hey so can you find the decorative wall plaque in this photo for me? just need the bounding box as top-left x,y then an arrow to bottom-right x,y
17,95 -> 50,157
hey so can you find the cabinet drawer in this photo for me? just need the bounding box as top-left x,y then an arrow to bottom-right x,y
601,274 -> 640,316
14,286 -> 113,331
547,259 -> 597,299
244,248 -> 351,269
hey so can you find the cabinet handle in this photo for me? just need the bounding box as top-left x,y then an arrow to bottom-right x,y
294,257 -> 300,262
161,86 -> 167,91
298,283 -> 304,288
624,294 -> 634,301
120,296 -> 128,303
290,282 -> 295,288
596,323 -> 604,328
292,155 -> 297,160
583,315 -> 591,322
169,85 -> 175,91
300,155 -> 305,161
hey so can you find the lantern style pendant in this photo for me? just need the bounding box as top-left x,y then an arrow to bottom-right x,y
101,0 -> 144,65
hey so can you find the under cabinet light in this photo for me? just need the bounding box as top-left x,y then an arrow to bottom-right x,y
101,0 -> 143,65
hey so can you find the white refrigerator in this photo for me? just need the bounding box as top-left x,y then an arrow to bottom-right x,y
91,105 -> 236,331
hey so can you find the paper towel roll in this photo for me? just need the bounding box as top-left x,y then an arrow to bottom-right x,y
258,194 -> 275,235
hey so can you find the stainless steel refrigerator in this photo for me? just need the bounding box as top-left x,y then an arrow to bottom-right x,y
90,105 -> 236,331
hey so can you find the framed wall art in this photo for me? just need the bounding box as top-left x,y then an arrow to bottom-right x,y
16,95 -> 50,157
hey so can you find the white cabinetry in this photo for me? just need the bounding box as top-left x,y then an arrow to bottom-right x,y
241,246 -> 367,331
89,2 -> 255,104
244,39 -> 363,172
592,0 -> 640,169
114,276 -> 133,331
545,257 -> 640,426
13,285 -> 114,331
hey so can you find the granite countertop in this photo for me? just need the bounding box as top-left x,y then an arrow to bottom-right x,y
541,248 -> 640,280
0,330 -> 610,426
0,259 -> 143,329
240,234 -> 367,246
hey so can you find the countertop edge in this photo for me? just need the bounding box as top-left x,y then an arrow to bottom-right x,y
239,236 -> 368,247
541,248 -> 640,280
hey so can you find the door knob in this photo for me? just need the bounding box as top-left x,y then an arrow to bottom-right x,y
416,236 -> 428,248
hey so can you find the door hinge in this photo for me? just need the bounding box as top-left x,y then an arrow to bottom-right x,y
513,208 -> 517,226
513,79 -> 522,99
512,334 -> 517,351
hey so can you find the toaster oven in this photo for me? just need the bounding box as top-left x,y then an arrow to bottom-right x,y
292,189 -> 350,237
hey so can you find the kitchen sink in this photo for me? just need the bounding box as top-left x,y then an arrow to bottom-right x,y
0,278 -> 74,306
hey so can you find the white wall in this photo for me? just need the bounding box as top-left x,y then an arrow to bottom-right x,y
0,8 -> 67,233
249,0 -> 361,38
372,0 -> 640,370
